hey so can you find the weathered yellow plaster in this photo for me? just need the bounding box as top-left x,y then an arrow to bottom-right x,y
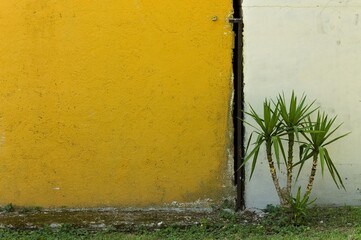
0,1 -> 234,207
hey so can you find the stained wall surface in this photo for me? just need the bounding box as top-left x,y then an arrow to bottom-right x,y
243,0 -> 361,208
0,1 -> 234,207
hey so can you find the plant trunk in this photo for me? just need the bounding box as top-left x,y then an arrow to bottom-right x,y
305,152 -> 318,198
286,133 -> 294,196
266,140 -> 287,206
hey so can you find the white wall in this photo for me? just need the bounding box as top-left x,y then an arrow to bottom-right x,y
243,0 -> 361,208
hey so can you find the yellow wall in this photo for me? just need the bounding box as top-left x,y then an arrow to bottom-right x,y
0,1 -> 234,207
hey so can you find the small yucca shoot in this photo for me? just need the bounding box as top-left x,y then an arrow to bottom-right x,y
287,186 -> 316,225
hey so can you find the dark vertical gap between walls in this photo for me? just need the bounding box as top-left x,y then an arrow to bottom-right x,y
232,0 -> 245,211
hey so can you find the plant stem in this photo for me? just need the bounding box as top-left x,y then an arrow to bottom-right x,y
286,133 -> 294,196
305,152 -> 318,198
266,140 -> 287,206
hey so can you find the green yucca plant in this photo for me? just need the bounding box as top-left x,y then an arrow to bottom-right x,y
243,92 -> 349,210
295,111 -> 350,198
277,92 -> 317,196
243,100 -> 287,205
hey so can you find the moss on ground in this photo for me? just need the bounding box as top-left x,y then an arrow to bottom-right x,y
0,206 -> 359,239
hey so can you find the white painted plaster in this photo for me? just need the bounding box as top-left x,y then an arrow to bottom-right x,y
243,0 -> 361,208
